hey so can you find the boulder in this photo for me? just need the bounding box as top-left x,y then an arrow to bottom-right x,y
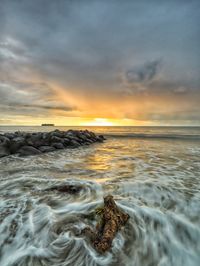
63,137 -> 71,146
24,133 -> 32,139
26,138 -> 45,147
38,145 -> 56,153
52,142 -> 65,149
99,135 -> 106,140
17,145 -> 42,156
96,136 -> 104,142
50,130 -> 64,138
85,138 -> 93,144
50,136 -> 64,144
78,134 -> 88,141
0,145 -> 10,157
0,135 -> 10,146
10,137 -> 26,153
4,133 -> 15,140
69,140 -> 81,148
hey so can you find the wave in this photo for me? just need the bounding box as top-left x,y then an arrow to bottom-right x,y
105,133 -> 200,140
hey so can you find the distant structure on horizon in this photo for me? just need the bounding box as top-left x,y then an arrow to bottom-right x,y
41,124 -> 55,126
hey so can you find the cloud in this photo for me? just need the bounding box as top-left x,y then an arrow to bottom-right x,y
120,60 -> 196,96
0,0 -> 199,124
0,80 -> 76,118
120,59 -> 163,94
173,86 -> 189,94
124,59 -> 162,85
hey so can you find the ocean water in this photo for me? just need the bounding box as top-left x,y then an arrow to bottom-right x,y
0,126 -> 200,266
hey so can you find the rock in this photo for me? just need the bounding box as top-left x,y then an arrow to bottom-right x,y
84,141 -> 91,145
0,129 -> 105,157
9,137 -> 26,153
41,132 -> 48,140
24,133 -> 31,139
0,135 -> 10,146
66,129 -> 75,135
85,138 -> 93,144
99,135 -> 106,140
26,138 -> 45,148
4,133 -> 15,139
50,130 -> 64,138
82,195 -> 129,254
96,136 -> 104,142
77,133 -> 87,140
46,184 -> 83,194
17,145 -> 42,156
52,142 -> 65,149
0,145 -> 10,157
38,145 -> 56,153
50,135 -> 64,144
69,140 -> 81,147
63,137 -> 71,146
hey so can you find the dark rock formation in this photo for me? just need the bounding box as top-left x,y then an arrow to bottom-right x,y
46,184 -> 83,194
82,195 -> 129,254
0,129 -> 106,157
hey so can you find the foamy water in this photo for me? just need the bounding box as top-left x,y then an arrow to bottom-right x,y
0,127 -> 200,266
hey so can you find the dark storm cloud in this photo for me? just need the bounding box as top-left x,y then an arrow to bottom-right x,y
1,0 -> 200,123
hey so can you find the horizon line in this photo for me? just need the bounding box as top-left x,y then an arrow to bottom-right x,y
0,125 -> 200,127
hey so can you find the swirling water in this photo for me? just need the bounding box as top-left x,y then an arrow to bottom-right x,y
0,126 -> 200,266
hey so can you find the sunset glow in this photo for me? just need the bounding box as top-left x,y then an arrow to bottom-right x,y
81,118 -> 115,127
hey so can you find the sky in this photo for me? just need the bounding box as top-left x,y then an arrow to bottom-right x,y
0,0 -> 199,126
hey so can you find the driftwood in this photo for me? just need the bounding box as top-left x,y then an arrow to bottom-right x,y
82,195 -> 129,253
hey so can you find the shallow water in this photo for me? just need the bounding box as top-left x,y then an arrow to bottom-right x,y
0,127 -> 200,266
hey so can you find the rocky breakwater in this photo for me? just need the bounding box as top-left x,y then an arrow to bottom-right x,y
0,129 -> 106,157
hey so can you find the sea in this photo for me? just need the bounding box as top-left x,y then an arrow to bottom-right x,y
0,126 -> 200,266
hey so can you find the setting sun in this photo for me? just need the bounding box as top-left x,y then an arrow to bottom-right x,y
81,118 -> 115,126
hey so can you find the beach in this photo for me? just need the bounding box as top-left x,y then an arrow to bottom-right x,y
0,126 -> 200,266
